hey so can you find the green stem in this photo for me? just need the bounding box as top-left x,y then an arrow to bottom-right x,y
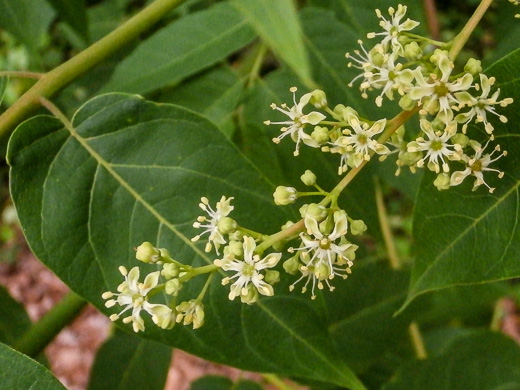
408,322 -> 428,360
14,291 -> 87,358
0,71 -> 43,79
374,177 -> 401,270
448,0 -> 494,60
0,0 -> 186,137
261,373 -> 297,390
181,264 -> 218,282
196,272 -> 215,301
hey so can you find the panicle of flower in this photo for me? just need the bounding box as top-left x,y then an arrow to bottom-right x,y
367,4 -> 420,54
455,73 -> 514,135
191,196 -> 235,254
450,139 -> 507,193
214,236 -> 281,304
287,209 -> 358,299
265,87 -> 326,156
102,266 -> 174,332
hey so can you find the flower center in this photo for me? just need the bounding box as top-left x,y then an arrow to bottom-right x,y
470,159 -> 483,172
357,134 -> 368,144
434,82 -> 449,97
242,263 -> 255,277
430,140 -> 444,151
319,238 -> 331,250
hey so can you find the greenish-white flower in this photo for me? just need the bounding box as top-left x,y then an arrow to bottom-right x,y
175,300 -> 205,329
265,87 -> 326,156
450,140 -> 506,193
367,5 -> 420,54
192,196 -> 234,254
102,266 -> 173,332
409,53 -> 473,119
455,73 -> 513,134
214,236 -> 281,303
407,119 -> 461,173
288,211 -> 357,299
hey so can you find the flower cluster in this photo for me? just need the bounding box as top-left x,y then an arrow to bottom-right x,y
265,4 -> 513,193
103,242 -> 206,332
103,3 -> 515,333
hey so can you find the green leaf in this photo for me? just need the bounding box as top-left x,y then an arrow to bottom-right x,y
190,376 -> 264,390
382,331 -> 520,390
8,93 -> 364,389
0,342 -> 66,390
0,286 -> 32,346
102,2 -> 256,95
403,49 -> 520,308
156,65 -> 243,137
231,0 -> 313,88
87,329 -> 171,390
46,0 -> 88,41
0,0 -> 55,52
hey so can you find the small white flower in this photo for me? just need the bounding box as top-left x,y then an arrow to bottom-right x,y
102,266 -> 173,332
367,5 -> 420,54
175,300 -> 205,329
455,73 -> 513,135
409,54 -> 473,119
288,211 -> 357,299
214,236 -> 281,302
450,139 -> 507,193
192,196 -> 234,254
407,119 -> 461,173
265,87 -> 326,156
329,114 -> 389,172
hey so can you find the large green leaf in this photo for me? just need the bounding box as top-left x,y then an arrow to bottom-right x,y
102,2 -> 256,95
190,376 -> 263,390
87,329 -> 171,390
0,0 -> 55,52
8,93 -> 364,389
404,49 -> 520,308
382,331 -> 520,390
47,0 -> 88,41
156,65 -> 243,137
0,286 -> 32,346
0,342 -> 66,390
231,0 -> 313,88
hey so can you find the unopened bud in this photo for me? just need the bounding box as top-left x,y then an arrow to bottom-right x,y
300,170 -> 317,186
464,58 -> 482,74
350,219 -> 367,235
135,242 -> 161,263
273,186 -> 298,205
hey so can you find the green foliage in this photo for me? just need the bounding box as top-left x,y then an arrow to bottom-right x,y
383,331 -> 520,390
2,0 -> 520,389
0,342 -> 66,390
406,49 -> 520,308
102,2 -> 256,94
0,0 -> 55,52
87,329 -> 172,390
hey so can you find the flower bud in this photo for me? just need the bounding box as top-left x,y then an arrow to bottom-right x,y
240,284 -> 259,305
300,203 -> 327,220
464,58 -> 482,74
135,242 -> 161,263
162,263 -> 180,279
451,133 -> 469,148
264,270 -> 280,284
300,170 -> 317,186
309,89 -> 327,108
224,240 -> 243,257
434,173 -> 451,191
165,279 -> 182,296
350,219 -> 367,235
403,41 -> 422,60
315,262 -> 331,280
283,255 -> 300,275
273,186 -> 298,205
311,126 -> 330,144
399,94 -> 416,111
217,216 -> 237,234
